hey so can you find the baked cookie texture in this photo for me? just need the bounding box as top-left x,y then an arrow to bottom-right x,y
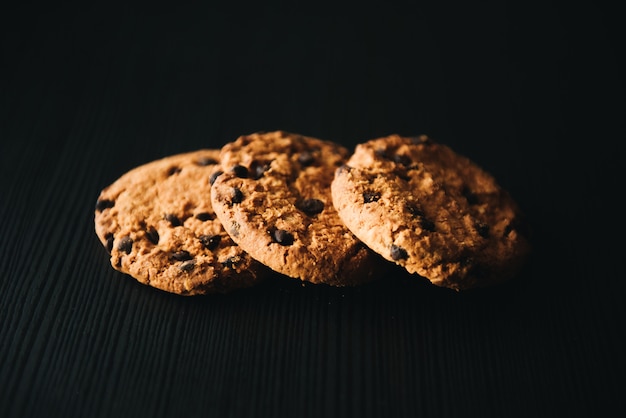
210,130 -> 382,286
94,149 -> 269,295
331,134 -> 531,291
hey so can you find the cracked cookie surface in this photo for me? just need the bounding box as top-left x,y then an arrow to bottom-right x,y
331,134 -> 531,291
210,131 -> 381,286
94,149 -> 269,295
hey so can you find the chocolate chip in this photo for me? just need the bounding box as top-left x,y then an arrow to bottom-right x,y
118,236 -> 133,254
179,260 -> 196,272
105,233 -> 114,253
231,187 -> 244,204
270,228 -> 294,246
406,204 -> 435,232
390,245 -> 408,260
406,204 -> 425,218
461,185 -> 479,205
296,198 -> 324,216
95,199 -> 115,212
421,218 -> 436,232
374,148 -> 413,167
171,250 -> 193,261
475,222 -> 490,238
397,173 -> 412,182
199,234 -> 221,250
196,157 -> 218,166
221,256 -> 241,269
393,154 -> 412,166
209,170 -> 223,185
195,212 -> 214,221
231,165 -> 249,178
363,191 -> 381,203
166,166 -> 181,176
165,213 -> 182,227
250,160 -> 270,179
298,151 -> 315,166
336,164 -> 352,174
145,226 -> 159,245
374,148 -> 390,160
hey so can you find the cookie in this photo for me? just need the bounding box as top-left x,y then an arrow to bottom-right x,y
210,130 -> 382,286
331,134 -> 531,291
94,149 -> 269,295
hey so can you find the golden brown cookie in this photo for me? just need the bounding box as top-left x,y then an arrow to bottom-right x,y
94,149 -> 269,295
210,131 -> 382,286
331,134 -> 531,291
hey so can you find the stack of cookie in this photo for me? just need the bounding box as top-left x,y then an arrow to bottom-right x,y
94,131 -> 531,295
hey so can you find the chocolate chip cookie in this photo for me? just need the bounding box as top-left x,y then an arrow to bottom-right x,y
210,131 -> 382,286
331,134 -> 531,291
94,149 -> 269,295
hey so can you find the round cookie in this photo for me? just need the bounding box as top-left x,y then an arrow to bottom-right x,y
210,131 -> 381,286
331,134 -> 531,291
94,149 -> 269,295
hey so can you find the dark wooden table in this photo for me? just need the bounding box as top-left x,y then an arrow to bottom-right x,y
2,3 -> 624,417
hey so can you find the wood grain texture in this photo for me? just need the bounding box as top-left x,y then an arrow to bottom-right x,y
1,3 -> 624,418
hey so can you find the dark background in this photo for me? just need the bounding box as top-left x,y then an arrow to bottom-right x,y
1,1 -> 624,417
